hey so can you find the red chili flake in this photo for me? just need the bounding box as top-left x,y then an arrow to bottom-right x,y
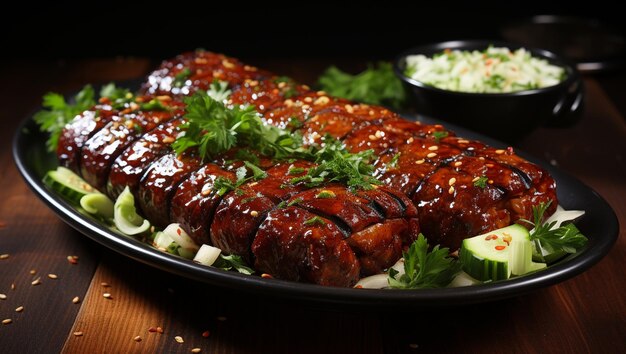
202,330 -> 210,338
484,234 -> 498,241
495,245 -> 506,251
177,228 -> 182,236
148,327 -> 158,333
156,326 -> 164,334
67,256 -> 78,265
354,285 -> 363,289
507,146 -> 515,154
261,273 -> 273,279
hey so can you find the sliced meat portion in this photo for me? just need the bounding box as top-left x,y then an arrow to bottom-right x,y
209,161 -> 312,260
137,152 -> 203,228
80,108 -> 175,192
170,163 -> 236,245
57,107 -> 116,173
141,50 -> 271,97
107,116 -> 185,200
229,77 -> 310,113
252,206 -> 360,287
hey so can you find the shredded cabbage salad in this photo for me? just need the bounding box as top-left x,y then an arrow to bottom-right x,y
404,46 -> 566,93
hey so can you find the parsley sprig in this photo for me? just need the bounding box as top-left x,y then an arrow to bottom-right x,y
521,201 -> 588,257
388,234 -> 461,289
213,254 -> 254,274
34,85 -> 96,152
318,62 -> 407,109
290,138 -> 381,191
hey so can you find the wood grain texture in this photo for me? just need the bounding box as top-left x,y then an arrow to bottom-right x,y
0,58 -> 624,354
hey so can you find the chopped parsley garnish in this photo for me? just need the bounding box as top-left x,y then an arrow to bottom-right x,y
173,68 -> 192,88
432,131 -> 449,143
387,153 -> 401,169
288,166 -> 306,175
287,117 -> 303,129
521,201 -> 588,256
213,254 -> 254,274
473,176 -> 489,188
318,62 -> 407,109
304,216 -> 326,226
34,85 -> 96,152
206,80 -> 231,102
388,234 -> 461,289
315,190 -> 336,199
290,138 -> 381,191
287,197 -> 303,207
243,161 -> 267,180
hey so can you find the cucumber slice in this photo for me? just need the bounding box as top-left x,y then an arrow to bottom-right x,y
43,167 -> 96,204
459,224 -> 546,282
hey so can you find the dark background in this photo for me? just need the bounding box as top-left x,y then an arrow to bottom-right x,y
2,3 -> 624,62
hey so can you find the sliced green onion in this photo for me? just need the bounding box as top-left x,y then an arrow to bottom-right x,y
113,186 -> 150,235
80,193 -> 114,219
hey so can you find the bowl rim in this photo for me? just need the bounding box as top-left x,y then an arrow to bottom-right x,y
394,39 -> 581,97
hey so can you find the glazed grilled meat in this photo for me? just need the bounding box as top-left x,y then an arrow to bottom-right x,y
57,50 -> 557,287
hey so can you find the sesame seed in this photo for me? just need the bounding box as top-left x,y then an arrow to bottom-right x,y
407,137 -> 414,144
157,327 -> 164,334
488,180 -> 494,184
458,139 -> 469,144
301,104 -> 310,110
156,95 -> 172,101
448,186 -> 455,194
175,336 -> 184,344
313,96 -> 330,105
192,348 -> 202,353
428,145 -> 438,151
261,273 -> 273,279
148,327 -> 157,333
0,254 -> 9,259
250,210 -> 259,217
73,331 -> 83,337
162,136 -> 175,144
202,330 -> 210,338
222,60 -> 235,69
303,97 -> 313,103
101,282 -> 111,287
0,294 -> 6,300
316,91 -> 326,96
368,134 -> 377,141
72,296 -> 80,304
103,293 -> 112,299
375,130 -> 384,138
284,99 -> 294,107
495,149 -> 505,154
472,177 -> 480,182
31,277 -> 41,286
134,336 -> 142,342
416,159 -> 425,165
454,161 -> 463,167
2,319 -> 12,325
485,163 -> 494,168
448,178 -> 456,186
10,284 -> 14,290
15,306 -> 24,312
344,104 -> 354,113
48,274 -> 58,279
427,152 -> 437,158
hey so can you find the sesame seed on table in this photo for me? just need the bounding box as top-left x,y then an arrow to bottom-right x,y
0,57 -> 625,354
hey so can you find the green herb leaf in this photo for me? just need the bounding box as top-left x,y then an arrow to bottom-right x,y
432,131 -> 449,143
173,68 -> 192,88
304,216 -> 326,226
290,137 -> 380,190
318,62 -> 407,109
243,161 -> 267,180
387,153 -> 401,169
473,176 -> 488,188
388,234 -> 461,289
34,85 -> 96,152
521,201 -> 588,257
207,80 -> 232,102
213,254 -> 255,274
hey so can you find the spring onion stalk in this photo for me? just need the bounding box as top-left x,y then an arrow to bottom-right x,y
193,244 -> 222,266
113,187 -> 150,235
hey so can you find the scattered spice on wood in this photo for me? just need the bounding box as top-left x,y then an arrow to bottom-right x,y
201,330 -> 210,338
0,254 -> 9,260
2,319 -> 12,325
0,294 -> 6,300
73,331 -> 84,337
191,348 -> 202,353
15,306 -> 24,312
10,283 -> 15,290
175,336 -> 184,344
72,296 -> 80,304
30,269 -> 37,275
133,336 -> 142,342
48,274 -> 58,279
148,327 -> 158,333
67,256 -> 79,265
157,327 -> 164,334
31,277 -> 42,286
103,293 -> 112,299
101,282 -> 111,287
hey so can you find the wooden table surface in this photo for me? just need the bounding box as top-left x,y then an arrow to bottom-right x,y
0,57 -> 624,354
